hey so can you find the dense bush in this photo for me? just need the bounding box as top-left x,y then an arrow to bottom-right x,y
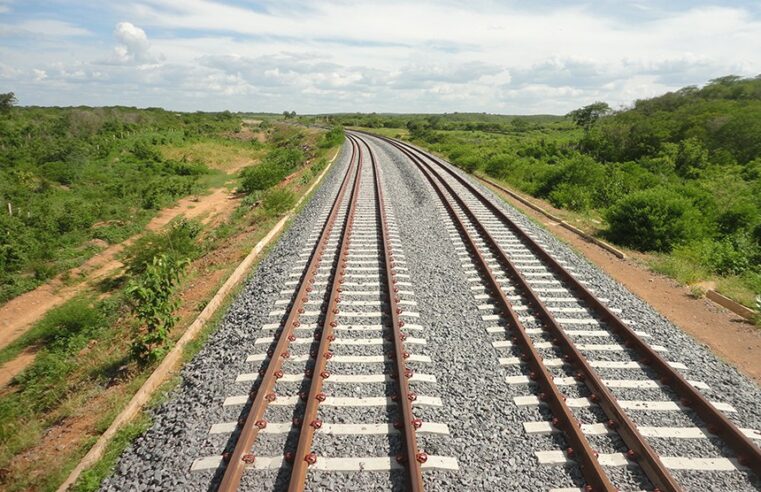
239,146 -> 305,193
319,126 -> 344,148
239,162 -> 285,193
584,76 -> 761,165
123,218 -> 202,276
606,188 -> 704,252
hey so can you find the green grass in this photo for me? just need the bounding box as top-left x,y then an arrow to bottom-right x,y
0,107 -> 251,305
0,294 -> 130,491
0,296 -> 106,366
70,413 -> 152,492
349,126 -> 409,138
159,137 -> 265,173
261,188 -> 296,217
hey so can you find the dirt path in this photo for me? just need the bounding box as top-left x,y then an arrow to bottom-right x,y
0,187 -> 241,367
483,181 -> 761,383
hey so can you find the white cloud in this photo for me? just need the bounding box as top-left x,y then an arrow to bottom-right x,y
0,19 -> 91,37
112,22 -> 155,63
2,2 -> 761,112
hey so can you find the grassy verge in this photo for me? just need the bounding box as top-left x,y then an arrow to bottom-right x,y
0,109 -> 264,305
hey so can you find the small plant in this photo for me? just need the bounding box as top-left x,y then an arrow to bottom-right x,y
689,285 -> 705,299
126,254 -> 188,364
261,188 -> 296,217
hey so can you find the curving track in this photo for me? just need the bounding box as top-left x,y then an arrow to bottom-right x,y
102,131 -> 761,492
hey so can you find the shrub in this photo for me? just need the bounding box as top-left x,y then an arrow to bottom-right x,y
753,223 -> 761,247
706,234 -> 757,275
741,158 -> 761,181
123,218 -> 201,276
261,188 -> 296,217
130,141 -> 162,162
605,188 -> 704,252
126,254 -> 188,364
319,126 -> 344,148
675,137 -> 709,178
484,154 -> 514,179
239,147 -> 305,193
164,159 -> 209,176
716,201 -> 759,235
31,297 -> 104,348
239,162 -> 283,193
548,183 -> 594,211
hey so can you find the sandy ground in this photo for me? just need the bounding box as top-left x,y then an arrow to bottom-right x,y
482,180 -> 761,384
0,186 -> 241,384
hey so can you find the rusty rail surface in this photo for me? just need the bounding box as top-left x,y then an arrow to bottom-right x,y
287,135 -> 365,489
356,134 -> 426,491
367,131 -> 761,486
217,139 -> 360,491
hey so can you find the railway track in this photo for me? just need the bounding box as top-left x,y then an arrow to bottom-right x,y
356,132 -> 761,491
119,131 -> 761,492
191,133 -> 457,490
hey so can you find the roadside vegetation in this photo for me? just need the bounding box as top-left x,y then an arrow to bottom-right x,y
0,101 -> 242,303
313,75 -> 761,312
0,101 -> 343,491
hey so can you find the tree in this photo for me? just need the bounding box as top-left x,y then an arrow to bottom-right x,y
674,137 -> 709,178
0,92 -> 16,114
511,118 -> 529,132
567,101 -> 611,131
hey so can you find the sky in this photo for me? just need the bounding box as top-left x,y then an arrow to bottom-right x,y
1,1 -> 760,114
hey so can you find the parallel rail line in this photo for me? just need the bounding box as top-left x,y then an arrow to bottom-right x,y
357,131 -> 761,491
217,133 -> 361,491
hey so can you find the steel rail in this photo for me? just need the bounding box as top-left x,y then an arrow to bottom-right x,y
385,134 -> 761,479
358,131 -> 616,491
376,134 -> 681,491
287,135 -> 365,490
356,133 -> 426,491
217,139 -> 360,491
